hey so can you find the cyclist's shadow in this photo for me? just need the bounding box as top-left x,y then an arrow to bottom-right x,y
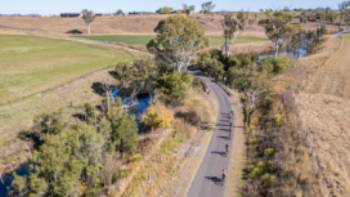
205,176 -> 225,186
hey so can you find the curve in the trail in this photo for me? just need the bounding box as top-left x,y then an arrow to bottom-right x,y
187,77 -> 234,197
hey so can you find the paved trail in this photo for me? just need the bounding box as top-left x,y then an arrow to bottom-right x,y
187,77 -> 234,197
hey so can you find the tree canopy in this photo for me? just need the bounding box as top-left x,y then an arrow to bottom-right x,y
201,1 -> 215,14
147,16 -> 208,72
259,11 -> 294,57
81,9 -> 96,34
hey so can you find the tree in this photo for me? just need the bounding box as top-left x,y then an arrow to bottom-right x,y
157,72 -> 193,105
201,1 -> 215,14
339,1 -> 350,26
182,4 -> 195,15
222,12 -> 247,56
156,6 -> 173,14
82,9 -> 96,35
147,16 -> 208,72
114,9 -> 125,16
259,11 -> 294,58
197,52 -> 225,81
112,113 -> 138,157
13,124 -> 106,196
114,59 -> 156,101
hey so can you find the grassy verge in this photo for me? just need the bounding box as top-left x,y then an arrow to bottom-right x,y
225,88 -> 246,197
77,35 -> 267,47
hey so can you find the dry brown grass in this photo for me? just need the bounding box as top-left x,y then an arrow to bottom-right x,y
295,93 -> 350,197
225,89 -> 246,197
0,14 -> 266,37
272,34 -> 350,197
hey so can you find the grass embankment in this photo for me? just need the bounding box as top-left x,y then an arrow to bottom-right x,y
77,35 -> 267,47
0,35 -> 135,173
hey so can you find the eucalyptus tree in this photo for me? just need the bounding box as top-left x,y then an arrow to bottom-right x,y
201,1 -> 215,14
259,11 -> 294,58
81,9 -> 96,35
339,1 -> 350,27
222,11 -> 248,56
147,16 -> 208,72
182,4 -> 196,15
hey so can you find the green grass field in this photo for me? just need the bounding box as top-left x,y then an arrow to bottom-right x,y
342,33 -> 350,41
0,35 -> 135,104
78,35 -> 266,47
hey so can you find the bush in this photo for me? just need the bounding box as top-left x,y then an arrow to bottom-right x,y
128,153 -> 142,163
143,104 -> 173,129
264,148 -> 275,157
156,7 -> 173,14
274,114 -> 283,127
157,72 -> 193,105
273,56 -> 289,74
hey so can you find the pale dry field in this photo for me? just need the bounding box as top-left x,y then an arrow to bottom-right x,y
276,34 -> 350,196
296,93 -> 350,197
0,14 -> 266,37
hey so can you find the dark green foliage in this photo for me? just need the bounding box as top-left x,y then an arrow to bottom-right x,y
13,124 -> 105,196
157,72 -> 193,105
111,113 -> 138,157
147,15 -> 208,72
13,100 -> 138,196
114,59 -> 157,95
259,56 -> 290,75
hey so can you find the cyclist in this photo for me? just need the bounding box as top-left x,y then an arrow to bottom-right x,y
222,169 -> 226,181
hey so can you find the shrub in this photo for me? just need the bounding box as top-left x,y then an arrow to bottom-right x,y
264,148 -> 275,157
143,104 -> 173,129
260,173 -> 277,183
156,7 -> 173,14
274,114 -> 283,127
157,72 -> 193,105
249,138 -> 258,145
128,153 -> 142,163
273,56 -> 289,74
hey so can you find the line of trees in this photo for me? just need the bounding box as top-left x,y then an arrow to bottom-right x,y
12,99 -> 138,196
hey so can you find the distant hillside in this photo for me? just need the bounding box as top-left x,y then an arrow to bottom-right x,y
0,14 -> 266,36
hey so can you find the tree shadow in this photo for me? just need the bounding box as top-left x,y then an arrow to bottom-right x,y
91,82 -> 114,97
175,111 -> 201,126
108,70 -> 119,79
72,113 -> 86,121
18,130 -> 42,149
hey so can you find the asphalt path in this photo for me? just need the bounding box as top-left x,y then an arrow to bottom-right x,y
187,76 -> 234,197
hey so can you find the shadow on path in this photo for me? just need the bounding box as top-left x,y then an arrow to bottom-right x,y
205,176 -> 224,186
